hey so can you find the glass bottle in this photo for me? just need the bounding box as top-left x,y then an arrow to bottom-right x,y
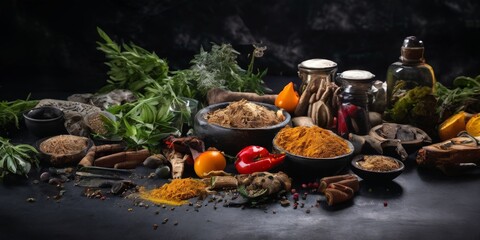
336,70 -> 376,138
384,36 -> 437,136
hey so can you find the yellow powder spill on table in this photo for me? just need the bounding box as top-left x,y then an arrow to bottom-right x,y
139,178 -> 207,206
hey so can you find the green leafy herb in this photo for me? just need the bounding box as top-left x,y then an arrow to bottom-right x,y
179,43 -> 269,100
0,97 -> 38,135
101,96 -> 178,151
435,75 -> 480,121
0,137 -> 39,181
96,27 -> 172,95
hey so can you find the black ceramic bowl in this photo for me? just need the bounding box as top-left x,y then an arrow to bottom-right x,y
193,102 -> 291,155
350,155 -> 405,182
272,135 -> 355,177
23,106 -> 66,137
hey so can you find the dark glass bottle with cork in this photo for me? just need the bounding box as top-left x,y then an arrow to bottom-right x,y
384,36 -> 438,137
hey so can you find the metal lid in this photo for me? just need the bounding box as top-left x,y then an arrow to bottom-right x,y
298,59 -> 337,70
339,70 -> 375,81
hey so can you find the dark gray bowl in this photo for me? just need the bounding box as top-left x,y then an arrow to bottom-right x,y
193,102 -> 291,155
272,135 -> 355,177
350,155 -> 404,182
23,106 -> 66,138
35,135 -> 94,167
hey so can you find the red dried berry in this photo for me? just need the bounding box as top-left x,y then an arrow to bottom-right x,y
293,193 -> 299,201
383,201 -> 388,207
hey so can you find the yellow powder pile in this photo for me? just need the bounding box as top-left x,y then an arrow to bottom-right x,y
274,126 -> 350,158
140,178 -> 207,206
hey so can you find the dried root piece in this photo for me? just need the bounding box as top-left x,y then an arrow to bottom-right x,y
163,149 -> 189,179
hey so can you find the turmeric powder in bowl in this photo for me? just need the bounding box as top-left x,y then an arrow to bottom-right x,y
273,126 -> 350,158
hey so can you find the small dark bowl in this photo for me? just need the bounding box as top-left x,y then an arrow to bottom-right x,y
193,102 -> 291,155
23,106 -> 66,138
272,135 -> 355,177
350,155 -> 405,182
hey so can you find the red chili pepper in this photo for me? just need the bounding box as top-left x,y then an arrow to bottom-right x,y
234,146 -> 285,174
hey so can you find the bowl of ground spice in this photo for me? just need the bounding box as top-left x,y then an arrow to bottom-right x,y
272,126 -> 354,177
350,155 -> 404,182
193,100 -> 291,154
36,134 -> 93,166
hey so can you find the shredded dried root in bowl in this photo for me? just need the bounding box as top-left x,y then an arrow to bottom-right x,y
40,135 -> 89,156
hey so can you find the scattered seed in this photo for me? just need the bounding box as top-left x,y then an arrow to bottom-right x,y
155,211 -> 159,215
40,172 -> 50,182
302,192 -> 308,200
162,218 -> 168,224
280,199 -> 290,207
188,202 -> 193,206
272,210 -> 276,214
101,196 -> 106,201
32,180 -> 39,185
128,208 -> 133,212
306,209 -> 311,214
153,224 -> 158,230
170,207 -> 175,211
26,197 -> 36,203
300,203 -> 305,208
291,188 -> 296,194
174,221 -> 178,226
162,205 -> 166,209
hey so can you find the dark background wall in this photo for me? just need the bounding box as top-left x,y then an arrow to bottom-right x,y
1,0 -> 479,100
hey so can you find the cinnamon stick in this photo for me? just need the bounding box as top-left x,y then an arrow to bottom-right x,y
324,188 -> 354,206
318,174 -> 357,193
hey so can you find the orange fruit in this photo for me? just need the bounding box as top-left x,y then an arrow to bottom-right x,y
194,151 -> 226,178
438,111 -> 466,141
466,114 -> 480,137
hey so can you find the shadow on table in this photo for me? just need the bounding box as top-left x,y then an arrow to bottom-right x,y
357,180 -> 403,200
416,165 -> 480,183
